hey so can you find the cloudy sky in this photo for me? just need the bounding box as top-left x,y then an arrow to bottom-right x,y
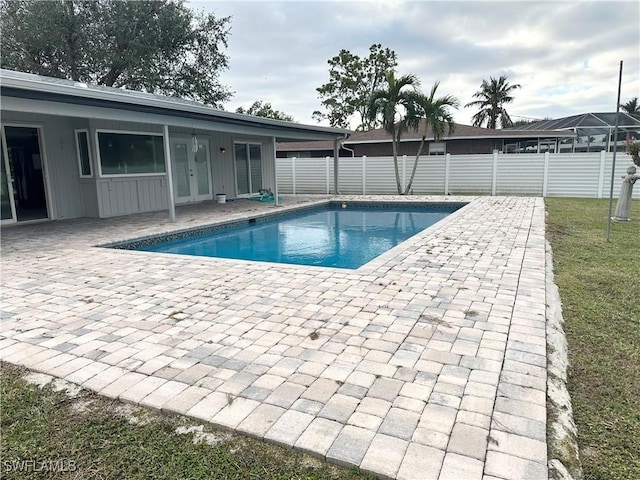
191,0 -> 640,129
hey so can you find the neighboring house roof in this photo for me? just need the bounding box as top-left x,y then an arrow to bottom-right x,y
345,120 -> 574,144
277,121 -> 574,151
0,69 -> 351,142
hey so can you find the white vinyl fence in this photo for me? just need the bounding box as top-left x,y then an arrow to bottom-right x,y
276,151 -> 640,199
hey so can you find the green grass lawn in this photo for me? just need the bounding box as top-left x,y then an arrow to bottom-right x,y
545,198 -> 640,480
0,364 -> 371,480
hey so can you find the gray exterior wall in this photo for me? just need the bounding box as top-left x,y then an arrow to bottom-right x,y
2,111 -> 278,220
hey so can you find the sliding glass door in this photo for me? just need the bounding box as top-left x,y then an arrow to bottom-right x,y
1,125 -> 49,223
234,143 -> 263,195
1,135 -> 15,221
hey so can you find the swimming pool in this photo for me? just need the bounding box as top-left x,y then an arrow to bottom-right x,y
117,202 -> 464,269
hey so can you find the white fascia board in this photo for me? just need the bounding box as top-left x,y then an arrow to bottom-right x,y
0,96 -> 343,141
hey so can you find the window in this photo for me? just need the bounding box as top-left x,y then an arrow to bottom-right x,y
429,142 -> 446,155
75,129 -> 92,177
286,151 -> 311,158
97,131 -> 165,175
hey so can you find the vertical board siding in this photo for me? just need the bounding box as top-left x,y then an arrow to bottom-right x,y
79,181 -> 99,217
207,131 -> 235,197
262,139 -> 276,192
448,155 -> 493,194
45,117 -> 84,219
496,154 -> 545,195
97,177 -> 168,217
137,177 -> 168,211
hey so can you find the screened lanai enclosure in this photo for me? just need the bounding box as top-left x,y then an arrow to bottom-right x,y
508,112 -> 640,154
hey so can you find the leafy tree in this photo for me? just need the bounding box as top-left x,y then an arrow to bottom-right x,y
0,0 -> 232,107
510,116 -> 551,128
368,71 -> 422,194
235,101 -> 295,122
621,97 -> 639,115
465,74 -> 521,129
404,83 -> 459,194
313,43 -> 397,130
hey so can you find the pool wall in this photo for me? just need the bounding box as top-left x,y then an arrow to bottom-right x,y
103,200 -> 468,252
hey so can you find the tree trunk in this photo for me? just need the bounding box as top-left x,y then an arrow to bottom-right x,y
392,129 -> 402,194
63,0 -> 79,81
404,135 -> 426,194
99,66 -> 121,87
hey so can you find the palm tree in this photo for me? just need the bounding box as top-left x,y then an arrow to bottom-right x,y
621,97 -> 639,115
368,71 -> 422,194
404,82 -> 459,194
465,75 -> 521,129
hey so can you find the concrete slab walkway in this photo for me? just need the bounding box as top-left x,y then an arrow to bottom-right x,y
0,195 -> 549,479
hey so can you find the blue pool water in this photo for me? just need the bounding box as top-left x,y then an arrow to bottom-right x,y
132,203 -> 461,269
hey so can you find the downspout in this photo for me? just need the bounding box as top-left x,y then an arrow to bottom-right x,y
272,136 -> 279,206
341,140 -> 356,158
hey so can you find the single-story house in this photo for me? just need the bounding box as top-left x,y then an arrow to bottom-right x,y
0,69 -> 350,225
277,120 -> 575,158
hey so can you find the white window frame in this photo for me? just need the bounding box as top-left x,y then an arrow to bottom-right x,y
75,129 -> 93,177
95,129 -> 166,177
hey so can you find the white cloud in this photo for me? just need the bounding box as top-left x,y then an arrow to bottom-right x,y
192,0 -> 640,127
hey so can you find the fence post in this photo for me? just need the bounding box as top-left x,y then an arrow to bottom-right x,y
292,157 -> 296,195
325,156 -> 330,194
491,150 -> 499,195
542,151 -> 550,197
597,150 -> 606,198
402,155 -> 407,193
444,153 -> 451,195
362,155 -> 367,194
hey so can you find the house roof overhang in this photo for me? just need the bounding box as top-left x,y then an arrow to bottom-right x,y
0,69 -> 351,142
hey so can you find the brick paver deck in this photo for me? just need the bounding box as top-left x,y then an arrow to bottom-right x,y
0,195 -> 548,479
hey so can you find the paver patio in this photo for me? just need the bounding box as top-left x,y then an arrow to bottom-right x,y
0,195 -> 548,479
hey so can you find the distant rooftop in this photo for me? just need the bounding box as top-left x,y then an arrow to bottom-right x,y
510,112 -> 640,135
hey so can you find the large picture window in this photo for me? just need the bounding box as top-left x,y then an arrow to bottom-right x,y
97,131 -> 165,175
75,129 -> 92,177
